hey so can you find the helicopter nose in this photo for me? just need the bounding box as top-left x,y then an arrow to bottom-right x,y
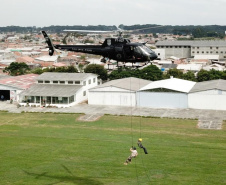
150,52 -> 158,60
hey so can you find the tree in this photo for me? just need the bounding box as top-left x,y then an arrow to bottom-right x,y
182,71 -> 196,81
196,69 -> 210,82
32,66 -> 78,74
3,62 -> 30,76
84,64 -> 108,81
140,65 -> 163,81
208,69 -> 222,80
164,68 -> 183,79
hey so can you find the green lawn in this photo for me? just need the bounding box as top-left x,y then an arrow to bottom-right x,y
0,112 -> 225,185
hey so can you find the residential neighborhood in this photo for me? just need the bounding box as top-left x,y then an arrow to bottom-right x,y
0,30 -> 226,110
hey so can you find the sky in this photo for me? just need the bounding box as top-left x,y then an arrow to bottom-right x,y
1,0 -> 226,27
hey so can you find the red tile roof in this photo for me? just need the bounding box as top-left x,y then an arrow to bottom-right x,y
0,74 -> 39,89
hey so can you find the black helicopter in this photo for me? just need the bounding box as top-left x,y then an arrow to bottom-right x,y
41,29 -> 158,64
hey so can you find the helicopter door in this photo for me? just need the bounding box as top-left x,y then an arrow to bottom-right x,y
123,46 -> 134,59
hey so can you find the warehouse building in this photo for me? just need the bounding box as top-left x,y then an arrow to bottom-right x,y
188,79 -> 226,110
0,74 -> 38,102
88,77 -> 151,106
137,78 -> 196,109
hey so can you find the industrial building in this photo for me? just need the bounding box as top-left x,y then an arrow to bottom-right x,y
188,79 -> 226,110
137,78 -> 196,109
88,77 -> 151,106
0,74 -> 38,101
156,40 -> 226,60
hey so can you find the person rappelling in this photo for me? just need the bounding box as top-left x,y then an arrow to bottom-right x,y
137,138 -> 148,154
124,147 -> 138,165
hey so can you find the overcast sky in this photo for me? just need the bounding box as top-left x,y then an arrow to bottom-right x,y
1,0 -> 226,27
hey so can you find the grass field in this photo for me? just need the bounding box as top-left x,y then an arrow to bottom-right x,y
0,111 -> 225,185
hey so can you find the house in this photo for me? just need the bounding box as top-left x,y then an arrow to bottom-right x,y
137,77 -> 196,109
188,79 -> 226,110
203,64 -> 225,71
177,64 -> 202,73
88,77 -> 151,106
19,72 -> 98,108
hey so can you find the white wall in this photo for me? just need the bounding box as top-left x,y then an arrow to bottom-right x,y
137,92 -> 188,109
88,87 -> 136,106
188,90 -> 226,110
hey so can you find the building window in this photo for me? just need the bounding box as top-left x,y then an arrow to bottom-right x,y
75,81 -> 80,84
53,81 -> 58,84
192,47 -> 195,49
216,51 -> 218,54
38,80 -> 43,83
179,46 -> 181,48
197,51 -> 199,53
83,81 -> 86,86
184,46 -> 187,48
60,81 -> 65,84
197,47 -> 199,49
216,47 -> 219,49
93,78 -> 96,83
88,79 -> 91,84
210,51 -> 213,53
192,51 -> 195,53
210,47 -> 212,49
175,46 -> 178,48
202,51 -> 204,53
166,46 -> 168,48
83,91 -> 86,96
68,81 -> 73,84
221,51 -> 223,54
206,51 -> 209,53
45,80 -> 50,83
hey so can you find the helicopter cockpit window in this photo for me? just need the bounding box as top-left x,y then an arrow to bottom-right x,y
140,45 -> 153,53
107,39 -> 111,46
134,46 -> 142,55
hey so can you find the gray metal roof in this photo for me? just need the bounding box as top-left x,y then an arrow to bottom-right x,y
37,72 -> 97,81
20,84 -> 82,97
190,79 -> 226,93
156,41 -> 194,46
90,77 -> 151,91
162,64 -> 177,69
156,40 -> 226,47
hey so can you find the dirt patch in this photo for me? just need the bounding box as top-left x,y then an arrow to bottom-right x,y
77,114 -> 103,122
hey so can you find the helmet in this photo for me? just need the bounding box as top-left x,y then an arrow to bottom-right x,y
138,138 -> 142,142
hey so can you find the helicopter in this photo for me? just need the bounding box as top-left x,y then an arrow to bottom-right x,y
41,28 -> 158,65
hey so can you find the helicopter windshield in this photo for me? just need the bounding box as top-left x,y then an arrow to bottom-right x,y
134,45 -> 152,56
140,45 -> 154,54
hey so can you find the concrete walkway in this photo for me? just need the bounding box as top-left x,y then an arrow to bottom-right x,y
0,101 -> 225,129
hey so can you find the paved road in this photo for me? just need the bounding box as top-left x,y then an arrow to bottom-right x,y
0,101 -> 225,129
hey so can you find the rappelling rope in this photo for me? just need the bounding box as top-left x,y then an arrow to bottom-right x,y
138,78 -> 152,183
130,77 -> 140,184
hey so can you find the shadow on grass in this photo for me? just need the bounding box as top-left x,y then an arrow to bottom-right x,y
23,164 -> 104,185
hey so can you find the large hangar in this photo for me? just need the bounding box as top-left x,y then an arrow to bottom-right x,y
188,79 -> 226,110
137,78 -> 196,109
88,77 -> 151,106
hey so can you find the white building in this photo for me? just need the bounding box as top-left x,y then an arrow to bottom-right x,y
88,77 -> 151,106
19,72 -> 98,108
188,79 -> 226,110
137,78 -> 196,109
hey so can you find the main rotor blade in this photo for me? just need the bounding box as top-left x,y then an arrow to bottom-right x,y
63,30 -> 113,33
